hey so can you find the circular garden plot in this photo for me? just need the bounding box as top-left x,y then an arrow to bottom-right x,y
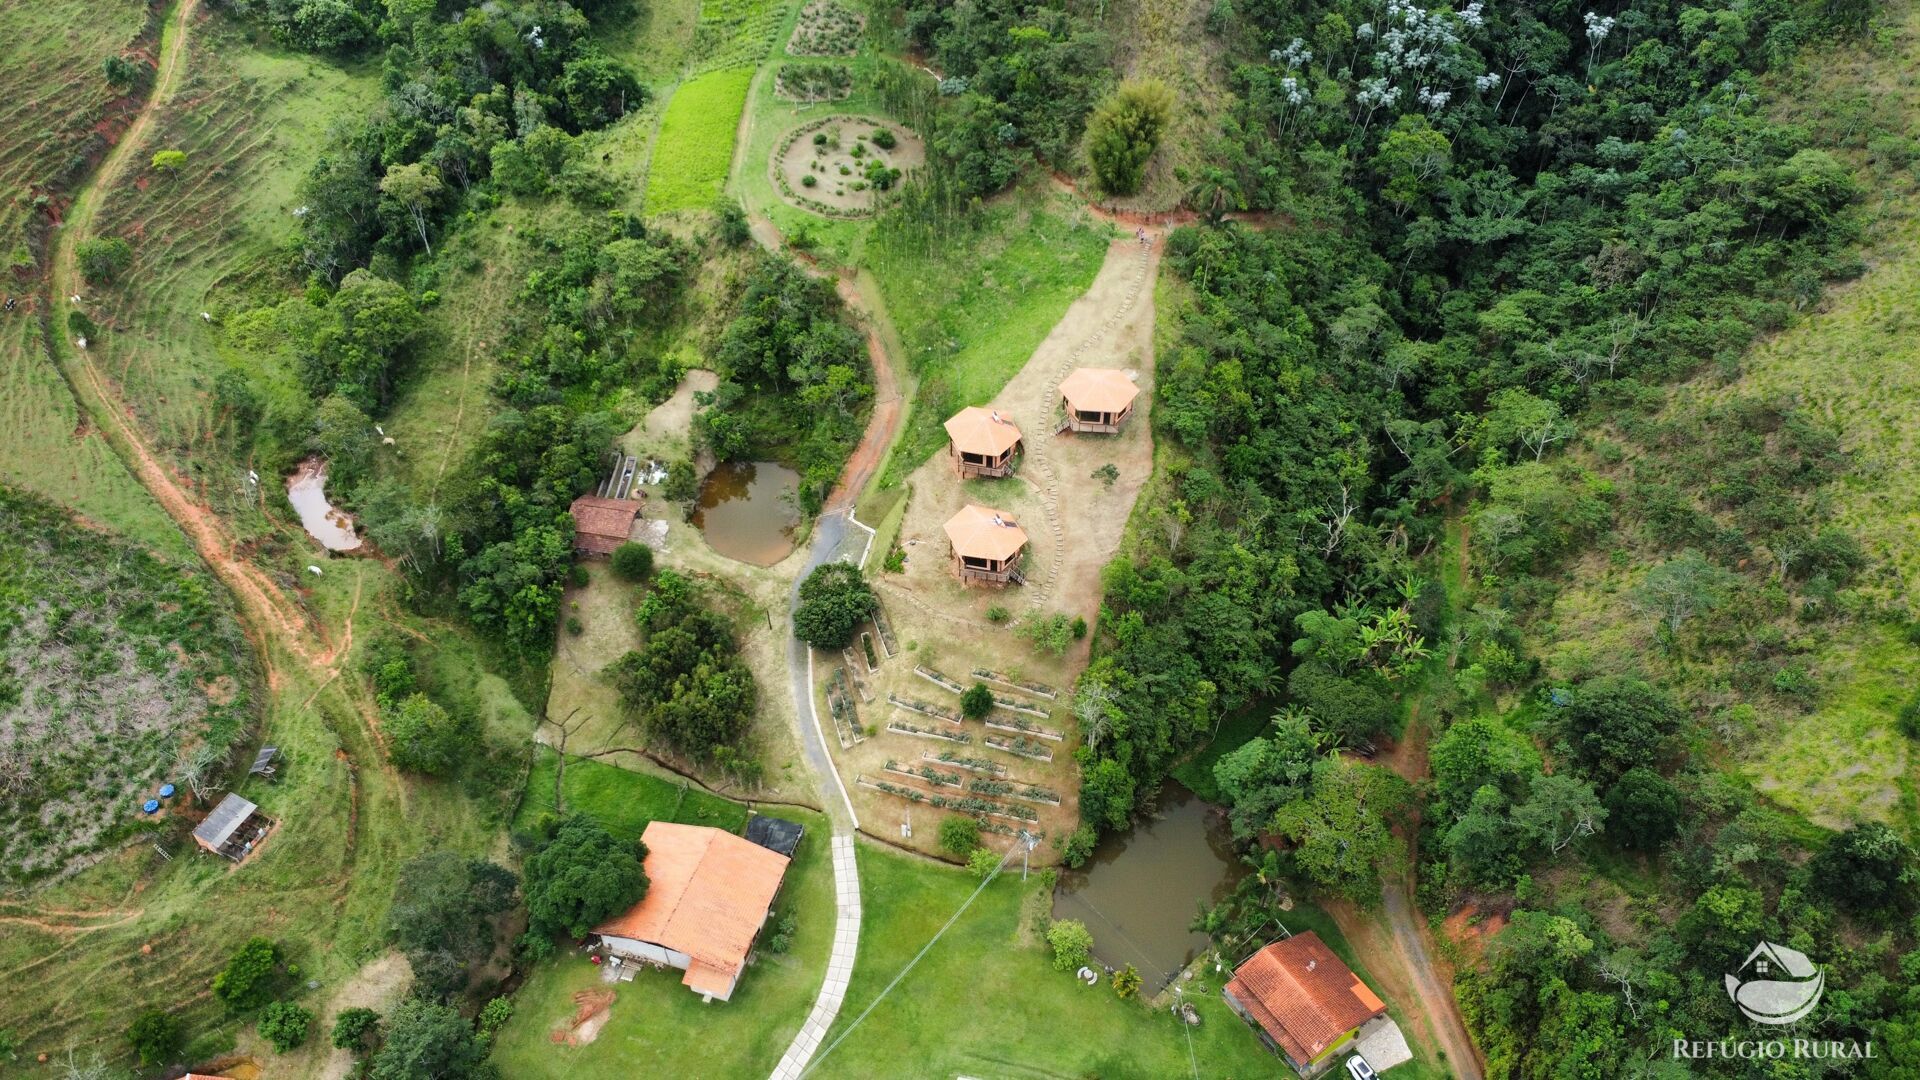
773,116 -> 924,218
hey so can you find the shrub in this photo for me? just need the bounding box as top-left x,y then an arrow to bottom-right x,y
127,1009 -> 181,1067
986,605 -> 1010,623
477,997 -> 515,1042
370,1000 -> 491,1080
1018,613 -> 1076,655
766,912 -> 797,954
150,149 -> 188,173
1603,768 -> 1681,851
939,815 -> 981,858
793,562 -> 876,649
1085,80 -> 1174,195
259,1002 -> 313,1053
967,846 -> 1001,878
1898,691 -> 1920,739
384,693 -> 476,775
871,128 -> 897,149
75,236 -> 133,284
1060,824 -> 1098,867
213,937 -> 281,1013
960,683 -> 995,720
332,1007 -> 381,1052
802,174 -> 818,188
611,541 -> 654,581
1811,823 -> 1919,915
525,815 -> 649,938
1092,463 -> 1119,486
1113,964 -> 1142,999
1071,616 -> 1088,640
1047,919 -> 1095,970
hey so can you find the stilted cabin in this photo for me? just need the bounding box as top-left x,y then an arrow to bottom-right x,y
1057,368 -> 1140,434
943,406 -> 1023,479
943,504 -> 1029,586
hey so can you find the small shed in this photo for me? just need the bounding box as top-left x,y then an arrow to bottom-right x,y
943,407 -> 1023,479
744,815 -> 805,858
568,494 -> 646,557
943,504 -> 1028,586
191,793 -> 271,861
1058,368 -> 1140,434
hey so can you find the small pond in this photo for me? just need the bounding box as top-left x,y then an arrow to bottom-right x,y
691,461 -> 800,566
286,460 -> 361,552
1052,782 -> 1247,989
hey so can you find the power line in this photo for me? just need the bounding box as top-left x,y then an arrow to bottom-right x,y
800,845 -> 1017,1078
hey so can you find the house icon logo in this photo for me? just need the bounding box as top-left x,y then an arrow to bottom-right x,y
1725,942 -> 1825,1025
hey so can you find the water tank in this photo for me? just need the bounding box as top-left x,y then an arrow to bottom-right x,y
159,784 -> 176,798
142,800 -> 160,814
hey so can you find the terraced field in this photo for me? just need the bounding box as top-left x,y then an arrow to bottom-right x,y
0,0 -> 151,272
83,18 -> 378,531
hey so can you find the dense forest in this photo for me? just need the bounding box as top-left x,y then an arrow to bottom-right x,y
833,0 -> 1919,1072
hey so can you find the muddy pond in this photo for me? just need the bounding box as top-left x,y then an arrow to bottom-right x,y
1052,782 -> 1247,989
691,461 -> 800,566
286,460 -> 361,552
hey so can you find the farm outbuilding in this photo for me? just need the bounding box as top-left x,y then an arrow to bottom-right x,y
592,821 -> 791,1002
942,504 -> 1028,585
191,793 -> 272,862
1223,932 -> 1387,1076
568,494 -> 647,557
1058,368 -> 1140,434
943,406 -> 1023,478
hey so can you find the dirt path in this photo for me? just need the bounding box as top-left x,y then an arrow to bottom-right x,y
825,274 -> 902,511
45,0 -> 335,675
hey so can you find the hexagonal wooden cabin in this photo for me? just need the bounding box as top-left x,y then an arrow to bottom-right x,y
943,504 -> 1028,585
943,406 -> 1023,478
1058,368 -> 1140,434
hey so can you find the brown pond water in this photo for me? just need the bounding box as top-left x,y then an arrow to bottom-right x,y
285,460 -> 361,552
691,461 -> 800,566
1052,782 -> 1248,989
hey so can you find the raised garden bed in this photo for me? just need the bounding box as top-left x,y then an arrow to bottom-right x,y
826,666 -> 864,748
872,599 -> 899,657
883,761 -> 963,788
861,631 -> 880,673
971,668 -> 1058,699
859,778 -> 1040,823
991,694 -> 1051,719
888,692 -> 960,724
923,750 -> 1007,777
985,716 -> 1064,742
985,735 -> 1053,762
914,665 -> 966,695
888,719 -> 970,744
968,778 -> 1062,805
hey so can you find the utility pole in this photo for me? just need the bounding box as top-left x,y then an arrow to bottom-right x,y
1018,829 -> 1040,880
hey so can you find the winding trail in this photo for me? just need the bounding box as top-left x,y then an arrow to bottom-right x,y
45,0 -> 335,675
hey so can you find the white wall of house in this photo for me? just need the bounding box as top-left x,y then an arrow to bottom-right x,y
601,935 -> 691,969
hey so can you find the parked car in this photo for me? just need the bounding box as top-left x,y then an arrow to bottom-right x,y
1346,1055 -> 1380,1080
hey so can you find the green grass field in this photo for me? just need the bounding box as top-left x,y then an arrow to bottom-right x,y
688,0 -> 790,75
493,764 -> 832,1077
647,67 -> 756,214
873,190 -> 1112,482
515,749 -> 753,841
811,840 -> 1279,1078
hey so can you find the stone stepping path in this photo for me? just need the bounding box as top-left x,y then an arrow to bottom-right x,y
769,834 -> 860,1080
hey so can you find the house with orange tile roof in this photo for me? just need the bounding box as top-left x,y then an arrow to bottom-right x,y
1223,931 -> 1387,1075
568,494 -> 646,557
591,821 -> 794,1002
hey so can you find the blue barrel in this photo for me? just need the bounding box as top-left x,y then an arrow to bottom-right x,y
143,799 -> 161,814
159,784 -> 176,798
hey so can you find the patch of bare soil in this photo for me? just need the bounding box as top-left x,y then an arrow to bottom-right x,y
317,952 -> 412,1080
1442,903 -> 1509,969
550,988 -> 615,1046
